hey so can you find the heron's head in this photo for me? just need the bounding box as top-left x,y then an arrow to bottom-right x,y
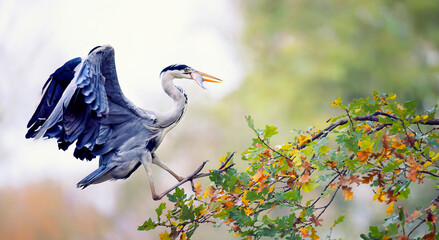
160,64 -> 222,89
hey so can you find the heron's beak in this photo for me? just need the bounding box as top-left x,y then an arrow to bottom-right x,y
191,70 -> 222,89
194,71 -> 223,83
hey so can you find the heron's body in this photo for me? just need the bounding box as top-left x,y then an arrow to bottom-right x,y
26,45 -> 221,199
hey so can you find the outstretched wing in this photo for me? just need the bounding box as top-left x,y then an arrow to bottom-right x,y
26,45 -> 157,161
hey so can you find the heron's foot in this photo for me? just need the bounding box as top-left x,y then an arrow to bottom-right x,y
186,160 -> 209,180
151,161 -> 208,201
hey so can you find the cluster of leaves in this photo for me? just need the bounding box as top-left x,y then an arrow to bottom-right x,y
139,92 -> 439,239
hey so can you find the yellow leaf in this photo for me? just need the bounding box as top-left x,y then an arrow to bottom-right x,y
386,201 -> 395,215
160,231 -> 172,240
202,186 -> 211,199
331,97 -> 342,108
373,188 -> 384,202
319,145 -> 331,154
302,181 -> 320,193
358,139 -> 375,150
180,232 -> 188,240
268,185 -> 275,193
233,186 -> 242,194
424,161 -> 432,168
241,190 -> 249,205
244,207 -> 254,216
310,226 -> 320,240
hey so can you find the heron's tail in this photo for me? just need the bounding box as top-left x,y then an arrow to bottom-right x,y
77,165 -> 115,189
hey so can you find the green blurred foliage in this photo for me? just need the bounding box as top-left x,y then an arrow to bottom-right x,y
230,0 -> 439,130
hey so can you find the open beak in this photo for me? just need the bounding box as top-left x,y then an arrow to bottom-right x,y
194,70 -> 223,83
191,70 -> 222,89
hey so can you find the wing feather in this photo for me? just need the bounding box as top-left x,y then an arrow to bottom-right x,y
26,45 -> 156,163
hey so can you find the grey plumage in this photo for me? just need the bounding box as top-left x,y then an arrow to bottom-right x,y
26,45 -> 222,200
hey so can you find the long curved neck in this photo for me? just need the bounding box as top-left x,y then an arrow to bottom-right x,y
157,73 -> 188,128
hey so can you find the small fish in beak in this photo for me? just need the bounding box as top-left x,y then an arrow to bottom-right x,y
191,70 -> 222,89
191,72 -> 207,89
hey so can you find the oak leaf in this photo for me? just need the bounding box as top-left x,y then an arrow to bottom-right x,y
251,166 -> 264,182
299,171 -> 310,184
386,201 -> 395,215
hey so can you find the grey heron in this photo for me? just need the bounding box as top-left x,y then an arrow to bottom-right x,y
26,45 -> 222,200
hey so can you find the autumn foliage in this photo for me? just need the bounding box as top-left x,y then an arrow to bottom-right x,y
139,92 -> 439,239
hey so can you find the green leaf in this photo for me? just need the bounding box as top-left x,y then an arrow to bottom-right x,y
382,160 -> 401,172
246,190 -> 263,201
167,187 -> 187,203
194,204 -> 206,217
246,115 -> 261,135
263,125 -> 278,139
155,202 -> 166,221
397,186 -> 411,200
180,205 -> 194,220
262,215 -> 275,225
229,208 -> 250,225
368,225 -> 384,238
283,189 -> 301,202
394,180 -> 411,194
258,227 -> 276,237
332,214 -> 345,228
360,234 -> 373,240
209,170 -> 223,186
386,223 -> 398,236
138,217 -> 156,231
403,100 -> 417,117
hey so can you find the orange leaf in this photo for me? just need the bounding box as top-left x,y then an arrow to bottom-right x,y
426,212 -> 437,223
194,182 -> 203,196
300,227 -> 309,238
349,175 -> 361,186
423,231 -> 435,240
407,167 -> 418,182
391,140 -> 405,150
299,171 -> 311,184
357,149 -> 370,162
406,210 -> 421,222
297,135 -> 311,145
310,214 -> 323,227
251,166 -> 264,182
342,186 -> 353,201
325,161 -> 337,168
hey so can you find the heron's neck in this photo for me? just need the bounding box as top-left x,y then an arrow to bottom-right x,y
159,74 -> 187,127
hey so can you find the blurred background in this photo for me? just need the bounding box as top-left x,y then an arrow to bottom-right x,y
1,0 -> 438,239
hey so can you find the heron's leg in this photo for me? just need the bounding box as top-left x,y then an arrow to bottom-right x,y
140,152 -> 160,200
151,153 -> 183,181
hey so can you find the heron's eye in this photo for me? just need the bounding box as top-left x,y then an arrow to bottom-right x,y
184,68 -> 191,73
